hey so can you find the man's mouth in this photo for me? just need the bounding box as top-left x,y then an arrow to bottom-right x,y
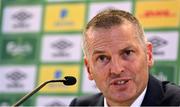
114,80 -> 129,85
110,78 -> 131,86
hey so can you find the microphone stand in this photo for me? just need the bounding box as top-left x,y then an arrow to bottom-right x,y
13,79 -> 65,107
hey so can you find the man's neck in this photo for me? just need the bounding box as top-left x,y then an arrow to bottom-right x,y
104,87 -> 147,107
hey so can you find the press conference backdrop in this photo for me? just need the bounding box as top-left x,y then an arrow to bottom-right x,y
0,0 -> 180,106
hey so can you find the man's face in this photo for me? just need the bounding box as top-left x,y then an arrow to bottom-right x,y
84,23 -> 153,106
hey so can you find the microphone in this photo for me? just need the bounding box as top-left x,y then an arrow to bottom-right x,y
63,76 -> 77,85
13,76 -> 76,107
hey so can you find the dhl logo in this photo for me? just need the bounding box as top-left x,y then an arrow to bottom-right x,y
139,9 -> 176,18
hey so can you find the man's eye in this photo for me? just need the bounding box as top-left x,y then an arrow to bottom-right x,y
97,55 -> 109,63
124,50 -> 134,56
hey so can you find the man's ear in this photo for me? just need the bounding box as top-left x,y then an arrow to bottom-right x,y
84,57 -> 94,80
146,42 -> 154,67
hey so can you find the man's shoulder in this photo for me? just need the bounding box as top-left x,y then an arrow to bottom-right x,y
69,93 -> 104,106
162,81 -> 180,92
161,81 -> 180,105
143,75 -> 180,106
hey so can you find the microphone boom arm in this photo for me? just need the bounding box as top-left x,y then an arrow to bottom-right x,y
13,79 -> 65,106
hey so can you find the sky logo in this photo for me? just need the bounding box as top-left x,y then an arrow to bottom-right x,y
54,70 -> 62,79
60,9 -> 68,19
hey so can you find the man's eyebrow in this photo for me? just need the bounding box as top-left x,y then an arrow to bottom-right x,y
119,46 -> 135,52
92,50 -> 105,55
121,46 -> 133,50
91,45 -> 136,55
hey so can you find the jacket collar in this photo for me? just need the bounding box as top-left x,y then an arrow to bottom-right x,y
141,74 -> 164,106
97,75 -> 164,106
89,93 -> 104,106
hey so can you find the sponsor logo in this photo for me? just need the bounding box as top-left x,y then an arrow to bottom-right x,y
1,38 -> 36,62
6,41 -> 33,57
139,10 -> 175,18
51,39 -> 73,57
53,9 -> 74,27
6,69 -> 26,88
2,6 -> 42,33
135,1 -> 180,28
44,4 -> 85,31
47,69 -> 66,88
60,9 -> 68,19
38,65 -> 80,93
148,36 -> 167,55
0,66 -> 36,92
54,70 -> 62,79
41,35 -> 82,62
146,31 -> 178,61
12,10 -> 32,28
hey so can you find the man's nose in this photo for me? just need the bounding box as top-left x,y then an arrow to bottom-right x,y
110,57 -> 125,75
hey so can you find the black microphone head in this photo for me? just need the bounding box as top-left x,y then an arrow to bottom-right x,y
63,76 -> 76,86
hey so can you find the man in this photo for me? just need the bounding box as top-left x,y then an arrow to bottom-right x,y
70,9 -> 180,106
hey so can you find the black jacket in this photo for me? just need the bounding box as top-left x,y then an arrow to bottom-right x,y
70,75 -> 180,106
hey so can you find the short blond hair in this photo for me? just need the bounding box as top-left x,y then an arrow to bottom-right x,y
83,9 -> 146,57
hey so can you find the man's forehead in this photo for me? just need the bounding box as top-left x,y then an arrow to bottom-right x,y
86,22 -> 135,37
87,28 -> 137,44
86,27 -> 108,39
